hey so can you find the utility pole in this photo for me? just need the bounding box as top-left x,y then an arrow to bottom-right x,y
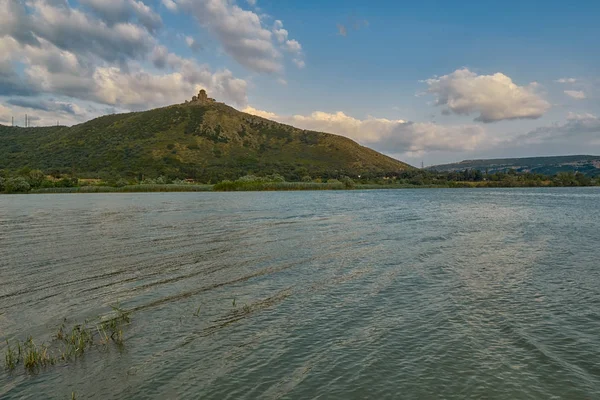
12,116 -> 14,127
25,114 -> 28,128
421,161 -> 424,169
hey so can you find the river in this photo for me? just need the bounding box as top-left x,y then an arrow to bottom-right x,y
1,188 -> 599,399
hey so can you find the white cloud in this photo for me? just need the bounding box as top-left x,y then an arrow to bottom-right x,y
243,107 -> 488,154
513,113 -> 600,145
424,68 -> 550,123
162,0 -> 178,12
272,20 -> 288,43
0,98 -> 88,127
78,0 -> 163,32
176,0 -> 304,74
0,103 -> 14,124
246,0 -> 257,6
243,106 -> 278,119
0,0 -> 248,117
555,78 -> 577,84
185,36 -> 202,52
0,0 -> 156,65
129,0 -> 163,32
567,112 -> 597,120
293,58 -> 305,69
7,98 -> 85,116
564,90 -> 586,99
285,39 -> 302,53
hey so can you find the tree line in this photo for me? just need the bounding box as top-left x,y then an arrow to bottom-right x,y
1,167 -> 598,193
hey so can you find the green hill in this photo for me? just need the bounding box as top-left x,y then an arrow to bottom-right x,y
0,98 -> 413,182
429,155 -> 600,177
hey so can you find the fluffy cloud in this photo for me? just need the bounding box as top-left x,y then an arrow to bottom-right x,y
0,0 -> 249,117
242,106 -> 278,119
24,44 -> 248,108
0,98 -> 87,127
424,68 -> 550,123
243,107 -> 488,154
185,36 -> 203,52
555,78 -> 577,84
79,0 -> 163,32
7,98 -> 84,116
272,20 -> 288,43
513,113 -> 600,145
285,39 -> 302,53
564,90 -> 586,99
162,0 -> 178,11
175,0 -> 304,74
2,0 -> 155,64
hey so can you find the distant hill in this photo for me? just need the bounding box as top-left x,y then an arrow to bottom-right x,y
0,92 -> 413,182
428,155 -> 600,176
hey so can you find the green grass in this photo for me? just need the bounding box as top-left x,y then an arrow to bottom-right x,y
4,304 -> 132,374
31,184 -> 213,194
22,337 -> 55,371
213,181 -> 346,191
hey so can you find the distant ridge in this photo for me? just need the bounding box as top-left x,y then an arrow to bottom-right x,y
0,91 -> 413,182
428,155 -> 600,176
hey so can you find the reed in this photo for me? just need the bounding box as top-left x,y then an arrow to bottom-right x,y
213,181 -> 346,191
4,340 -> 19,371
22,337 -> 55,371
4,304 -> 132,374
31,184 -> 213,194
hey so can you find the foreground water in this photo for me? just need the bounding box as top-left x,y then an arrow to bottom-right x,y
1,188 -> 599,399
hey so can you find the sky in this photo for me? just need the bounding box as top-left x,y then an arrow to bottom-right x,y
1,0 -> 599,166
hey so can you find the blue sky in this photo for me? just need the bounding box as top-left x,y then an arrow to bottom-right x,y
1,0 -> 599,165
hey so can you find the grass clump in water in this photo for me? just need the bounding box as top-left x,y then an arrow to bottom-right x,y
22,337 -> 55,371
56,323 -> 95,360
4,303 -> 132,374
5,338 -> 56,372
4,340 -> 21,371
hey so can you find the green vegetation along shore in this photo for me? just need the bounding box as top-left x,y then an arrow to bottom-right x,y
1,169 -> 598,194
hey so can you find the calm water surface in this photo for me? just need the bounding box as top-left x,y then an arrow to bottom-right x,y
1,188 -> 600,399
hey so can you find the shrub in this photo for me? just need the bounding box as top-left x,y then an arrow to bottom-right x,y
267,173 -> 285,183
27,170 -> 46,188
340,176 -> 355,189
115,179 -> 129,187
55,177 -> 78,188
237,175 -> 261,182
155,176 -> 170,184
5,177 -> 31,193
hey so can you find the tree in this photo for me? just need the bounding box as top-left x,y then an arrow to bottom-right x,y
340,176 -> 355,189
27,170 -> 46,188
5,177 -> 31,193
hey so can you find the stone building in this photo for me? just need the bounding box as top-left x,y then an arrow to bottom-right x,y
189,89 -> 215,105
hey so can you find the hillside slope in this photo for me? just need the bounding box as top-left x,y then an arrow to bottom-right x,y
429,155 -> 600,177
0,99 -> 413,182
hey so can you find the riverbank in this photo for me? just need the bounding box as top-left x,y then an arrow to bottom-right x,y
9,181 -> 596,194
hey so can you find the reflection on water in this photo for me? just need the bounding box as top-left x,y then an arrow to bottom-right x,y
1,188 -> 600,399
